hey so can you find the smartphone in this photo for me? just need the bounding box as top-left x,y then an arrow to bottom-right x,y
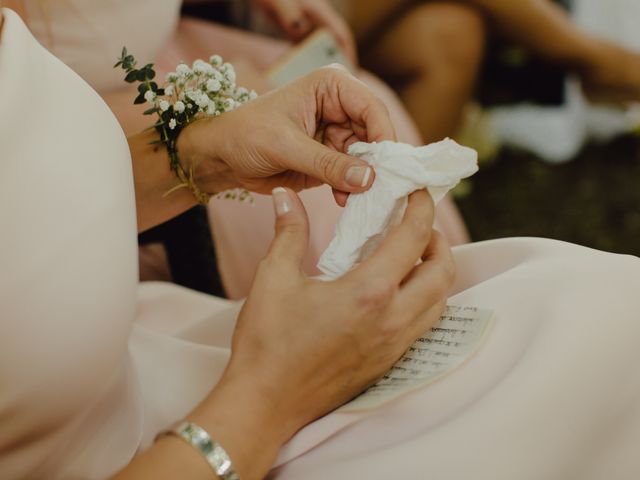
267,29 -> 355,87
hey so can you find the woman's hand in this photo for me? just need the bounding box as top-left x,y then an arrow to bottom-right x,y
252,0 -> 358,64
117,188 -> 454,479
232,187 -> 453,427
182,188 -> 455,479
179,66 -> 394,206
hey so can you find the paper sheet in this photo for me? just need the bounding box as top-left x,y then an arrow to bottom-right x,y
339,305 -> 494,412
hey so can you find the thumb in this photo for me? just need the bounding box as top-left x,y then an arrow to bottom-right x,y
267,187 -> 310,270
299,137 -> 375,194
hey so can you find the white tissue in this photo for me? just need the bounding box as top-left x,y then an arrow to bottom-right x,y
317,139 -> 478,279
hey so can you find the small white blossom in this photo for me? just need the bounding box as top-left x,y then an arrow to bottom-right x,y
221,63 -> 236,83
209,54 -> 223,67
168,118 -> 177,130
176,63 -> 191,76
165,72 -> 178,82
193,59 -> 214,75
249,90 -> 258,100
174,100 -> 185,113
164,84 -> 175,96
206,79 -> 221,93
222,98 -> 236,112
186,89 -> 200,101
159,100 -> 170,112
211,70 -> 224,82
195,93 -> 209,109
144,90 -> 156,102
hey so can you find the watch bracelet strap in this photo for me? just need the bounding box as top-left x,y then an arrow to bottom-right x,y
165,421 -> 241,480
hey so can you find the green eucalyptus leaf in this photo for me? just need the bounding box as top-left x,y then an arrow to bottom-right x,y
134,93 -> 146,104
125,70 -> 139,83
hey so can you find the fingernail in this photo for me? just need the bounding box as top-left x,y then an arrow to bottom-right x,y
345,166 -> 372,188
272,187 -> 291,216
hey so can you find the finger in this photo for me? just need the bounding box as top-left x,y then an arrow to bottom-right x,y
294,135 -> 375,194
347,190 -> 435,285
314,66 -> 396,143
395,231 -> 456,319
332,188 -> 349,207
402,300 -> 447,347
266,187 -> 310,270
269,0 -> 312,40
302,0 -> 358,64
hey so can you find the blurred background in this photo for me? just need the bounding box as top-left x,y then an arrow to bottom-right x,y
185,0 -> 640,258
23,0 -> 640,296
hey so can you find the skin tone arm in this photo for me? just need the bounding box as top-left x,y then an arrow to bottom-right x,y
131,66 -> 387,232
115,189 -> 453,480
120,66 -> 456,479
2,11 -> 455,476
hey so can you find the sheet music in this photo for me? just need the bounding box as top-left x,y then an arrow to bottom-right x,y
339,305 -> 494,412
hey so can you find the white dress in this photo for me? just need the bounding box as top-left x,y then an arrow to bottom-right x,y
2,8 -> 640,480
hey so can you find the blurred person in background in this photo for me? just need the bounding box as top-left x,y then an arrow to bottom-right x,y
267,0 -> 640,146
9,0 -> 470,300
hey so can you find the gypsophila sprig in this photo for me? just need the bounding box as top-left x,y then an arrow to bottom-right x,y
115,47 -> 257,204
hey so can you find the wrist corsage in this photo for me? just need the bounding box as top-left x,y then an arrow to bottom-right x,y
115,48 -> 257,205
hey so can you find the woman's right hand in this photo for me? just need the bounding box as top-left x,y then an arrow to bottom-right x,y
193,187 -> 454,479
118,188 -> 454,480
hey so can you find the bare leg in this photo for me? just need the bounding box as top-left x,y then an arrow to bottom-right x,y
357,2 -> 486,143
465,0 -> 640,101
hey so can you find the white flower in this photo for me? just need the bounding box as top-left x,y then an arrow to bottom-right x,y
165,72 -> 178,82
164,84 -> 175,96
144,90 -> 156,103
207,100 -> 217,113
206,79 -> 221,93
159,100 -> 170,112
195,93 -> 209,109
209,54 -> 223,67
211,70 -> 224,82
174,101 -> 185,113
168,118 -> 177,130
186,89 -> 200,101
248,90 -> 258,100
222,98 -> 236,112
193,59 -> 213,75
176,63 -> 191,76
236,86 -> 248,97
221,63 -> 236,84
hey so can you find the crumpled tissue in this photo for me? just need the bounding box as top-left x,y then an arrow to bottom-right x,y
317,139 -> 478,279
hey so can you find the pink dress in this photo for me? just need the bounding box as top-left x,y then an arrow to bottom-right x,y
3,9 -> 640,479
22,0 -> 469,299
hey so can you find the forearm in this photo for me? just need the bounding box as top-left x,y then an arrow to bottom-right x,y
128,130 -> 197,233
112,376 -> 293,480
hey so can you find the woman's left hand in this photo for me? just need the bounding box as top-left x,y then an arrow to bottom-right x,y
179,65 -> 394,205
252,0 -> 358,65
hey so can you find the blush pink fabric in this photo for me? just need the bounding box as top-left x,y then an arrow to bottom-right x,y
24,3 -> 470,298
4,8 -> 640,480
